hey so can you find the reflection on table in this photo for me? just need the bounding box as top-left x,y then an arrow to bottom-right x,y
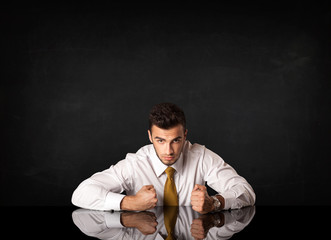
72,206 -> 255,240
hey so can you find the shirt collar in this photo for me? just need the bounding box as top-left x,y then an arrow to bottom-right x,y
150,145 -> 184,178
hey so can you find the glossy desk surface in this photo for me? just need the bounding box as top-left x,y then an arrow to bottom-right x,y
1,206 -> 329,239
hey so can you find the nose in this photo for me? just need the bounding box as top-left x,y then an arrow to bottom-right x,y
165,143 -> 174,155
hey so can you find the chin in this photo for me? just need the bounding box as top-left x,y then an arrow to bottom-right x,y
165,162 -> 174,166
162,159 -> 177,166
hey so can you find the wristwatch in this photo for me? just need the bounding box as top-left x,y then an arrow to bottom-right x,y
212,213 -> 222,227
211,195 -> 222,211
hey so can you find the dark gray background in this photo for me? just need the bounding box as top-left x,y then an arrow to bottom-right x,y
2,4 -> 331,206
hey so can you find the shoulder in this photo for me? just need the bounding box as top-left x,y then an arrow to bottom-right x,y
183,141 -> 206,161
135,143 -> 155,158
184,141 -> 205,153
184,141 -> 224,161
123,144 -> 154,163
111,144 -> 153,172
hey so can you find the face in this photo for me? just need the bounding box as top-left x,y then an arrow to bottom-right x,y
148,124 -> 188,166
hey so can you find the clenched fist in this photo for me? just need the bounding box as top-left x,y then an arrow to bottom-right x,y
121,185 -> 158,211
190,184 -> 214,214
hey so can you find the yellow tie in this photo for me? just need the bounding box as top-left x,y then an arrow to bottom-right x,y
163,206 -> 178,240
163,167 -> 178,206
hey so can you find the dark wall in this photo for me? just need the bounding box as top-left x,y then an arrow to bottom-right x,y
2,5 -> 331,205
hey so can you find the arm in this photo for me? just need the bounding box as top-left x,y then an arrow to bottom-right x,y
71,159 -> 158,211
71,159 -> 130,211
191,147 -> 255,213
72,209 -> 125,239
193,206 -> 256,239
203,148 -> 256,210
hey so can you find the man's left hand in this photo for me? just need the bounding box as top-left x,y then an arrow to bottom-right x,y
190,184 -> 214,214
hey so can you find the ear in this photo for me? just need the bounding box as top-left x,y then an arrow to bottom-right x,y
184,129 -> 188,140
148,130 -> 153,143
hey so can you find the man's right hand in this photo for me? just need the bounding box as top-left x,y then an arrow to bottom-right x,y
120,185 -> 158,211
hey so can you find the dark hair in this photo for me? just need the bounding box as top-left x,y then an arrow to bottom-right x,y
148,103 -> 186,131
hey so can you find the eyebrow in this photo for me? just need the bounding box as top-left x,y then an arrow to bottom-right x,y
154,136 -> 182,141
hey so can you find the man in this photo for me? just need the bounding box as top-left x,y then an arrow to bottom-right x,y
72,103 -> 255,214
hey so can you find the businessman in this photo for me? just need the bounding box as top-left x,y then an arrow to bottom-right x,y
72,102 -> 255,214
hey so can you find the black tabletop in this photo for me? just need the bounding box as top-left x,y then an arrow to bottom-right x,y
1,206 -> 329,239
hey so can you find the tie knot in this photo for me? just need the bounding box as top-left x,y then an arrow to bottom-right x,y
165,167 -> 175,178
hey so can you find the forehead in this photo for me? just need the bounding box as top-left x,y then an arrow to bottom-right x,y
150,125 -> 185,138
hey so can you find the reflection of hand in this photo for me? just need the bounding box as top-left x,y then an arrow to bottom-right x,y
121,185 -> 158,211
190,212 -> 224,240
121,211 -> 158,235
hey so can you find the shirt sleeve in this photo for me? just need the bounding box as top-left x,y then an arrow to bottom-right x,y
71,159 -> 132,211
202,148 -> 256,210
72,209 -> 126,239
207,206 -> 256,238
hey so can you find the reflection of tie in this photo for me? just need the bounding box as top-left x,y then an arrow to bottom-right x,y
163,167 -> 178,206
163,206 -> 178,240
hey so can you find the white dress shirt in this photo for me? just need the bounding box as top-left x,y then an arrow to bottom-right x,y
71,141 -> 255,211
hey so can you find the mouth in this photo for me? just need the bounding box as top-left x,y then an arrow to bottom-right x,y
163,156 -> 175,161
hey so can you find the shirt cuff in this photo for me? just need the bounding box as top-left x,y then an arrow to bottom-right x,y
105,211 -> 124,228
220,191 -> 236,210
105,192 -> 126,211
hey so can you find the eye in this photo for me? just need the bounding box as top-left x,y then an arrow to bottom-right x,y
173,139 -> 181,143
157,139 -> 164,143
